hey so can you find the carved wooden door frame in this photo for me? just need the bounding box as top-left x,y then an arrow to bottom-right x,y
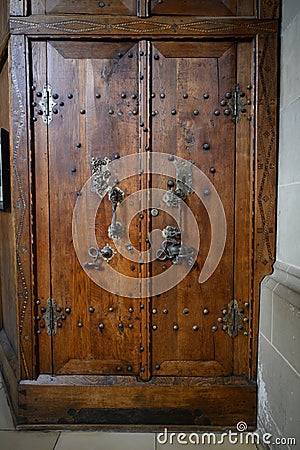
7,0 -> 279,427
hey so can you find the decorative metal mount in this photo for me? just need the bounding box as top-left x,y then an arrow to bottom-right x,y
43,298 -> 59,336
163,157 -> 193,207
109,186 -> 125,206
156,226 -> 195,266
163,189 -> 180,208
162,157 -> 193,247
108,222 -> 124,240
39,84 -> 57,125
90,156 -> 111,197
220,84 -> 251,124
173,159 -> 193,200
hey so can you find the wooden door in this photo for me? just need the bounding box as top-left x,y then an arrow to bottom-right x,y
33,41 -> 144,376
150,42 -> 236,377
32,37 -> 254,410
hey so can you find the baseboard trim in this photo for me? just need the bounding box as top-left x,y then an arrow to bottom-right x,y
263,261 -> 300,309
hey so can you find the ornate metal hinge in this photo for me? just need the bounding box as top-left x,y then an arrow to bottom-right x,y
216,299 -> 249,338
43,298 -> 59,336
38,84 -> 58,125
220,84 -> 252,124
222,299 -> 243,337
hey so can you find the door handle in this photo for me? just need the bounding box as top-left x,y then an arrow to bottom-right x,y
108,186 -> 125,240
90,157 -> 125,241
156,226 -> 195,266
158,157 -> 195,266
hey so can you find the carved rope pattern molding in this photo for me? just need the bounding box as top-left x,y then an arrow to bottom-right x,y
257,33 -> 277,266
10,18 -> 278,35
11,60 -> 30,379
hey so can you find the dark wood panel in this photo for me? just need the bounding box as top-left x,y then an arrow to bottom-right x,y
259,0 -> 280,19
153,42 -> 234,58
10,0 -> 26,16
236,0 -> 256,16
0,329 -> 18,420
0,207 -> 18,354
31,0 -> 45,14
0,0 -> 9,50
31,0 -> 138,14
45,0 -> 137,15
151,0 -> 234,16
50,41 -> 135,60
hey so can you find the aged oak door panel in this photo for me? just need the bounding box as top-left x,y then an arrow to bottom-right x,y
33,40 -> 145,375
150,42 -> 236,377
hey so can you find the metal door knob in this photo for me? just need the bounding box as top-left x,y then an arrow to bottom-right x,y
100,245 -> 114,260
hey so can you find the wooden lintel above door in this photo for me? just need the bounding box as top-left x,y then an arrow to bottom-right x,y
9,16 -> 278,38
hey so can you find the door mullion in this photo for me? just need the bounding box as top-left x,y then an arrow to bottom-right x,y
138,40 -> 152,380
31,40 -> 53,374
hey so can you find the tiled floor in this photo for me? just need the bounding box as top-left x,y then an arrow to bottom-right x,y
0,375 -> 262,450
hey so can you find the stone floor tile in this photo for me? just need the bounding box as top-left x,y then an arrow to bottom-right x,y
55,431 -> 155,450
0,383 -> 15,430
0,431 -> 60,450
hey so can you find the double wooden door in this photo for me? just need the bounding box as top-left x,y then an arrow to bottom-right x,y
32,38 -> 253,387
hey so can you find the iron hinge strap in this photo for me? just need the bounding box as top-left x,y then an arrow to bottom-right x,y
223,299 -> 242,338
39,84 -> 57,125
223,84 -> 252,124
43,298 -> 58,336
